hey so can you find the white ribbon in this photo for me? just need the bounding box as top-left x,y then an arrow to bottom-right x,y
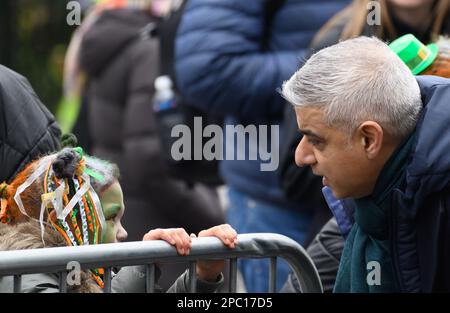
14,155 -> 107,245
39,182 -> 66,246
14,155 -> 56,220
85,174 -> 106,241
57,177 -> 89,221
54,173 -> 106,243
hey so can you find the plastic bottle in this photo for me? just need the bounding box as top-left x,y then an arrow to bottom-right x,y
153,75 -> 177,112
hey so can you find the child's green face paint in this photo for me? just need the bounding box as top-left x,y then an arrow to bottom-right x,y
99,181 -> 127,243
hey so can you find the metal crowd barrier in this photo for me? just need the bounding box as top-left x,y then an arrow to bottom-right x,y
0,233 -> 323,293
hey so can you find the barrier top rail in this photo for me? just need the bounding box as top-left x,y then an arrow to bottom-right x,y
0,233 -> 323,293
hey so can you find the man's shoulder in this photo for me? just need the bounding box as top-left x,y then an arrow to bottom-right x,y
417,76 -> 450,109
417,75 -> 450,90
416,75 -> 450,100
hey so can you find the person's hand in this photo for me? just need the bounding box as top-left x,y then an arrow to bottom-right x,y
143,228 -> 192,256
194,224 -> 238,282
142,225 -> 238,282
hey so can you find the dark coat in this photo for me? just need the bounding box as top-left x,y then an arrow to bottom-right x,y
0,65 -> 61,183
392,76 -> 450,292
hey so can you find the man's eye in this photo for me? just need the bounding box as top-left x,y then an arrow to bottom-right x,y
307,137 -> 320,146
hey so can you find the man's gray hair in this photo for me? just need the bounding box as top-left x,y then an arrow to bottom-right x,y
281,36 -> 422,139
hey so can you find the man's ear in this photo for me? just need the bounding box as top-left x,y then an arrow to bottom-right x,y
357,121 -> 384,159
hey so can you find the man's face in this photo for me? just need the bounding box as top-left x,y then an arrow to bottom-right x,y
294,107 -> 382,199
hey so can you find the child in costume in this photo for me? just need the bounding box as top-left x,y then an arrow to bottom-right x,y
0,138 -> 237,293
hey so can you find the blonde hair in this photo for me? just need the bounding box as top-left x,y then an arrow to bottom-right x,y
312,0 -> 450,46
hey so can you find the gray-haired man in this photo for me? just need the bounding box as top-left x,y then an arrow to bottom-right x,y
282,36 -> 450,292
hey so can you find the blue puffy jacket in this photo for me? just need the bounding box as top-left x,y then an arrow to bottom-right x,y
176,0 -> 349,208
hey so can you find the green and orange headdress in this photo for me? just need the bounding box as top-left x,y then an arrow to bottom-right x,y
0,138 -> 119,288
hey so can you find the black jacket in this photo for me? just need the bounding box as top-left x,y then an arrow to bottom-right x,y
0,65 -> 60,183
391,76 -> 450,292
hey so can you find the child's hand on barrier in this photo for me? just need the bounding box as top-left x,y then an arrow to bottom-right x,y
142,224 -> 238,282
195,224 -> 238,248
143,228 -> 192,256
193,224 -> 238,282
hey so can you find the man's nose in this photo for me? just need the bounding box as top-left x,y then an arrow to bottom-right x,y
295,137 -> 317,167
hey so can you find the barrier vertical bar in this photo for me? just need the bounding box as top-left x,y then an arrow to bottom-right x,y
229,258 -> 237,293
103,267 -> 112,293
146,264 -> 156,293
59,271 -> 68,293
189,261 -> 197,293
13,275 -> 22,293
269,257 -> 277,293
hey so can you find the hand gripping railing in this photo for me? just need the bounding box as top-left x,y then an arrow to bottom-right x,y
0,233 -> 323,293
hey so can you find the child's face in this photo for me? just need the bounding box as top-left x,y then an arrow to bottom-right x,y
99,180 -> 128,243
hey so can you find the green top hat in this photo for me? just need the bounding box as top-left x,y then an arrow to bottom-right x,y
389,34 -> 439,75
